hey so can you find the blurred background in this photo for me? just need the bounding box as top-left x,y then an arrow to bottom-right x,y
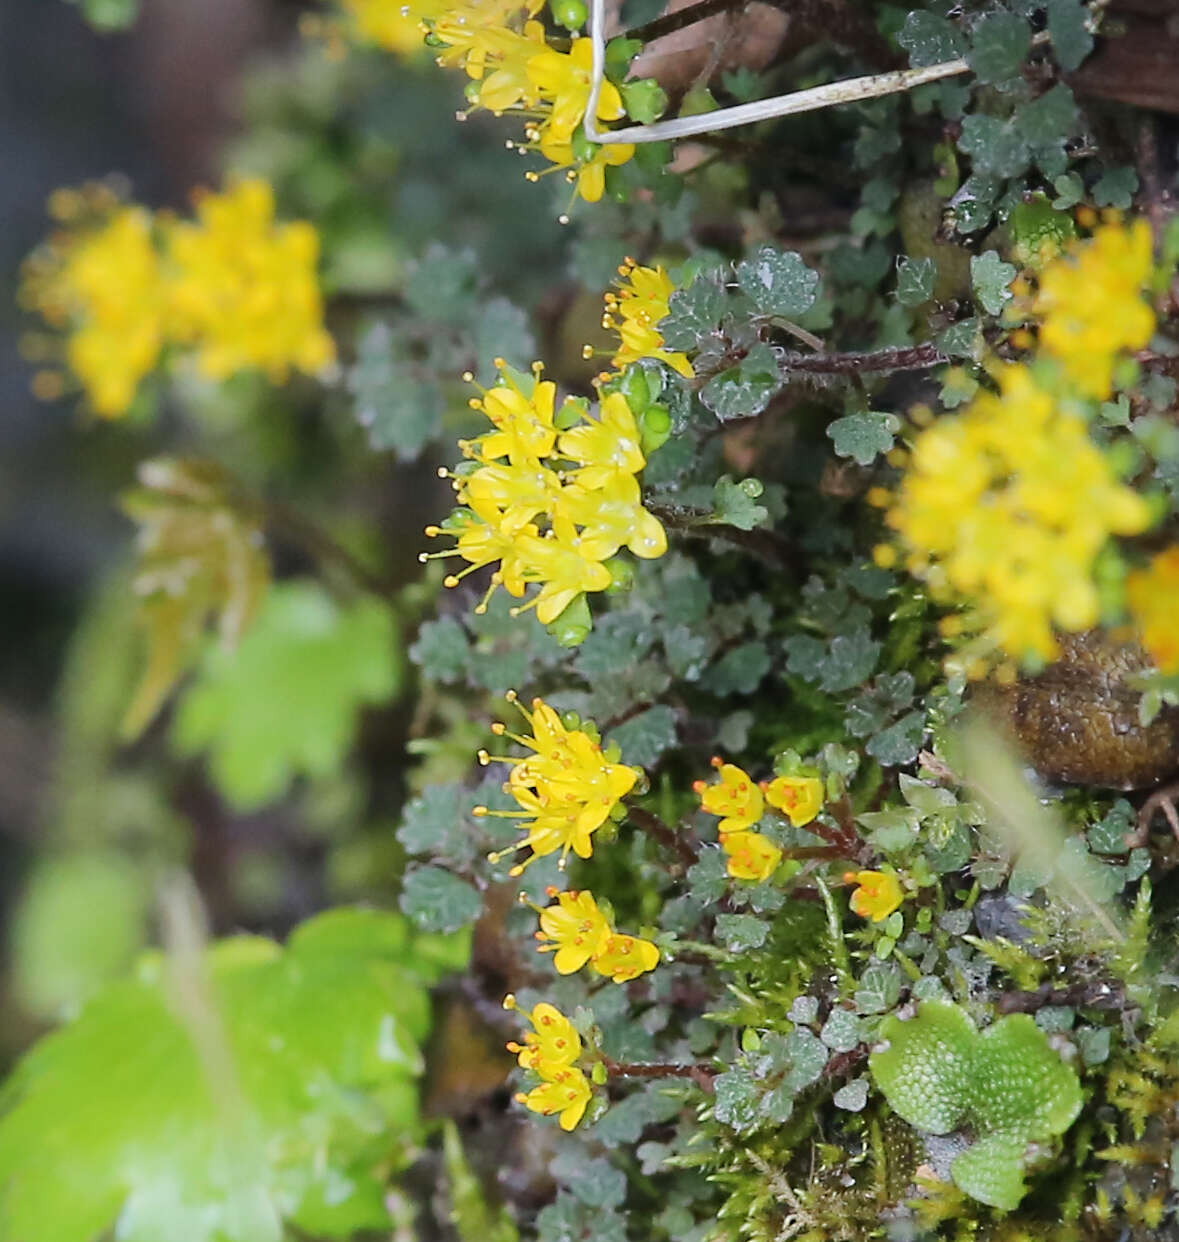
0,0 -> 572,1068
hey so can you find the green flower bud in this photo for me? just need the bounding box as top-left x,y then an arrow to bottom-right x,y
550,0 -> 588,29
620,79 -> 668,125
604,37 -> 642,81
639,403 -> 672,455
546,593 -> 592,647
464,80 -> 482,103
620,364 -> 650,413
604,555 -> 635,593
561,710 -> 582,730
570,127 -> 596,165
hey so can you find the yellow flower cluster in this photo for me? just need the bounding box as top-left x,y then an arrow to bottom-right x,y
425,359 -> 666,625
1034,218 -> 1155,399
21,179 -> 334,418
1127,546 -> 1179,674
602,260 -> 693,379
432,0 -> 637,205
477,694 -> 641,874
504,995 -> 591,1130
883,362 -> 1151,670
535,888 -> 660,982
693,760 -> 825,883
881,221 -> 1161,673
165,179 -> 335,384
844,869 -> 904,923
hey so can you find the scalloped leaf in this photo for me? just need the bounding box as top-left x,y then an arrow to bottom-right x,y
870,1002 -> 975,1133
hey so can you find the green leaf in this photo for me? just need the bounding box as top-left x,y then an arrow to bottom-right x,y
870,1002 -> 976,1133
550,1152 -> 627,1210
400,865 -> 484,933
898,10 -> 966,67
715,913 -> 769,952
687,848 -> 729,903
828,411 -> 900,467
0,908 -> 431,1242
950,1132 -> 1032,1212
701,641 -> 771,696
658,276 -> 727,350
409,615 -> 471,684
608,704 -> 677,767
12,852 -> 150,1021
868,711 -> 927,766
819,630 -> 881,694
970,250 -> 1017,315
472,298 -> 536,380
820,1007 -> 862,1053
854,963 -> 902,1014
969,12 -> 1030,85
700,343 -> 781,420
958,115 -> 1029,179
1046,0 -> 1094,72
936,317 -> 984,360
171,582 -> 400,810
713,1068 -> 761,1132
711,475 -> 769,531
967,1014 -> 1083,1137
1093,166 -> 1139,210
833,1078 -> 869,1112
896,256 -> 937,307
735,247 -> 820,319
403,245 -> 480,322
398,784 -> 481,868
351,323 -> 445,460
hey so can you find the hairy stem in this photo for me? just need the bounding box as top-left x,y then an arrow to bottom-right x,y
604,1056 -> 716,1092
625,0 -> 744,45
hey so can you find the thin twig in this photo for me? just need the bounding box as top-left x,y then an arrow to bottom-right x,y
627,805 -> 698,867
604,1056 -> 716,1092
647,503 -> 800,573
778,342 -> 947,377
625,0 -> 741,45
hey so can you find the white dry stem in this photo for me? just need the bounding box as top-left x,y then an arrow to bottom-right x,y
584,0 -> 1054,147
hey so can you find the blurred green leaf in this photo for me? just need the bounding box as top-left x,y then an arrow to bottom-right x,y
898,10 -> 966,67
711,475 -> 769,531
1046,0 -> 1094,72
121,459 -> 270,740
12,852 -> 150,1021
351,323 -> 445,460
171,581 -> 400,810
896,256 -> 936,307
0,908 -> 435,1242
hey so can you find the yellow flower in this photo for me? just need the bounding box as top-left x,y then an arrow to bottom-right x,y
535,132 -> 635,204
557,391 -> 646,489
164,178 -> 335,383
1034,219 -> 1155,399
525,36 -> 624,141
336,0 -> 444,54
22,200 -> 166,418
516,1064 -> 592,1130
536,889 -> 611,973
468,359 -> 559,463
887,361 -> 1152,667
721,831 -> 783,883
1127,546 -> 1179,674
504,994 -> 582,1070
554,474 -> 667,561
511,515 -> 615,623
693,758 -> 764,835
844,870 -> 904,923
603,261 -> 694,378
535,888 -> 660,981
591,933 -> 661,983
479,696 -> 641,873
763,775 -> 824,828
